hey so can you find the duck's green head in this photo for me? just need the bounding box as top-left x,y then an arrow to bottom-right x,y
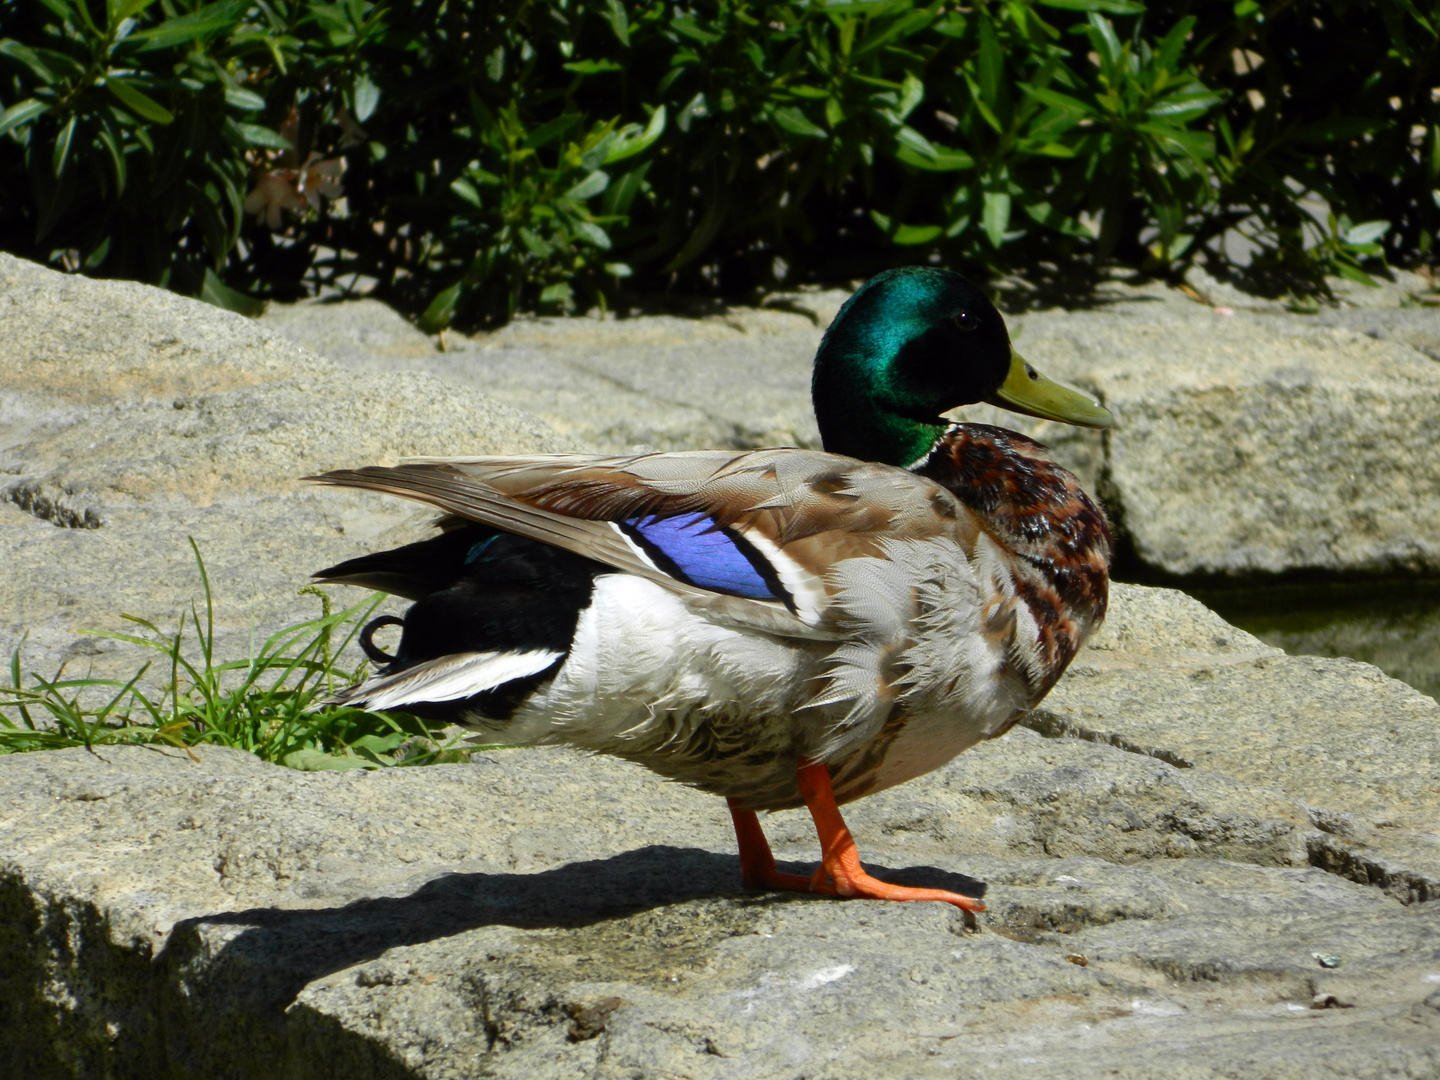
812,267 -> 1114,466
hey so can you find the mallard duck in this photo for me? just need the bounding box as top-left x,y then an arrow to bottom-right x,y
308,267 -> 1114,910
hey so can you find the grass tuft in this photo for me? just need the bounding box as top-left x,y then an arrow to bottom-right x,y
0,540 -> 471,770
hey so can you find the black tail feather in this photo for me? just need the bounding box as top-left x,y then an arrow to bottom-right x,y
313,527 -> 496,601
317,528 -> 607,723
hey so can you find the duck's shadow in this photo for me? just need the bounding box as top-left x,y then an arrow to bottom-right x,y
160,845 -> 986,1014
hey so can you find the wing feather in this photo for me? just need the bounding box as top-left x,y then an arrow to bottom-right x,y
307,450 -> 980,646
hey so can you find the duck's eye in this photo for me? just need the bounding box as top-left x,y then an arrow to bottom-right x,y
952,311 -> 980,333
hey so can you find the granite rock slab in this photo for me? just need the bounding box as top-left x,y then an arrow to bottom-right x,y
2,585 -> 1437,1079
3,255 -> 1438,1077
1008,287 -> 1440,577
262,294 -> 848,455
0,254 -> 562,684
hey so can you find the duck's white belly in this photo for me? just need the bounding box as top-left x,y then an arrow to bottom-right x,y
492,564 -> 1034,810
504,576 -> 826,764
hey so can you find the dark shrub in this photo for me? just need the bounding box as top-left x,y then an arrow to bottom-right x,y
1,0 -> 1435,324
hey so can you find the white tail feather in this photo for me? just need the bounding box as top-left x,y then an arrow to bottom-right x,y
329,649 -> 563,712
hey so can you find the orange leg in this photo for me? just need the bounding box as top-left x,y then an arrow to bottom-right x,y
728,798 -> 814,891
728,762 -> 985,912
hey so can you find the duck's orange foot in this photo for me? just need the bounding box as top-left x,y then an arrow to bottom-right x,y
728,799 -> 815,892
803,844 -> 985,910
725,765 -> 986,913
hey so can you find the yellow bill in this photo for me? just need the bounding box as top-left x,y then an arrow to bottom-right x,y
985,348 -> 1115,429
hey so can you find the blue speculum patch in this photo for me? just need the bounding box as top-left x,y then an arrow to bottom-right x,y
620,513 -> 784,602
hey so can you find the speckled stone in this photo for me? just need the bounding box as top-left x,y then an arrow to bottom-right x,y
0,254 -> 562,685
2,584 -> 1438,1079
3,254 -> 1438,1079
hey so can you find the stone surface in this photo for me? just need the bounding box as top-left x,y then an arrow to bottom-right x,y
1035,584 -> 1440,903
4,254 -> 1439,1077
0,254 -> 563,684
261,294 -> 850,454
3,584 -> 1439,1079
1005,292 -> 1440,576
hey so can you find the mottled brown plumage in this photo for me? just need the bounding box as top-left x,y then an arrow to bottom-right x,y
915,423 -> 1112,708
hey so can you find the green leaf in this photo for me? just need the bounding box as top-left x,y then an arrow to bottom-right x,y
602,165 -> 649,215
191,190 -> 235,259
1343,220 -> 1390,246
68,0 -> 102,38
0,99 -> 50,138
1154,15 -> 1197,74
895,126 -> 938,160
771,106 -> 826,139
130,0 -> 247,51
963,72 -> 1004,134
604,105 -> 666,164
898,73 -> 924,121
419,282 -> 462,333
1089,14 -> 1123,68
450,177 -> 482,208
1025,141 -> 1078,158
107,79 -> 174,124
572,220 -> 611,248
982,190 -> 1012,247
96,121 -> 126,193
1389,0 -> 1434,36
519,227 -> 553,257
1024,86 -> 1096,117
349,732 -> 408,756
1136,123 -> 1215,163
892,223 -> 942,245
1147,90 -> 1221,121
853,8 -> 936,56
524,114 -> 583,150
605,0 -> 630,46
977,16 -> 1002,108
0,41 -> 60,83
235,123 -> 291,149
116,0 -> 162,21
353,74 -> 380,123
199,269 -> 266,316
672,16 -> 722,44
1334,261 -> 1379,287
895,145 -> 974,171
564,59 -> 624,74
743,38 -> 766,72
1037,0 -> 1144,12
51,114 -> 77,179
663,184 -> 727,272
223,86 -> 266,112
282,747 -> 373,771
565,170 -> 609,201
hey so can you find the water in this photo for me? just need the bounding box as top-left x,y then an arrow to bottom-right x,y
1186,579 -> 1440,702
